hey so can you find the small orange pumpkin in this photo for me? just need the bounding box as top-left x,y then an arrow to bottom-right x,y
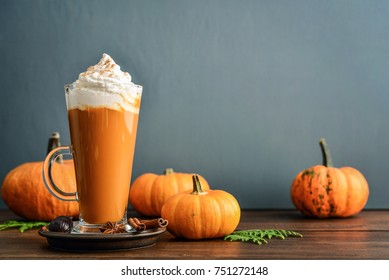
1,133 -> 79,221
291,138 -> 369,218
129,168 -> 210,217
161,175 -> 241,240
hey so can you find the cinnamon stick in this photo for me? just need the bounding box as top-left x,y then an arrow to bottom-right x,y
128,217 -> 169,232
128,217 -> 146,232
140,218 -> 168,229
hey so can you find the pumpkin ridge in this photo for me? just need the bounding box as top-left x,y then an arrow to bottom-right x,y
210,196 -> 223,238
167,197 -> 185,237
324,168 -> 336,217
212,190 -> 240,237
329,168 -> 348,217
149,174 -> 162,216
129,174 -> 151,216
340,167 -> 369,217
305,167 -> 320,215
310,168 -> 323,217
178,193 -> 200,239
193,194 -> 204,239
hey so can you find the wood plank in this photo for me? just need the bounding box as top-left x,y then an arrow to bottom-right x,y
239,210 -> 389,231
1,229 -> 389,259
1,210 -> 389,259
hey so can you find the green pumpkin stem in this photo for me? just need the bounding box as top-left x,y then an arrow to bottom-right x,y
164,168 -> 174,175
319,138 -> 333,167
192,175 -> 207,195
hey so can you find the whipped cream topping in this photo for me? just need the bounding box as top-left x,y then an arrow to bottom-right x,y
66,53 -> 142,112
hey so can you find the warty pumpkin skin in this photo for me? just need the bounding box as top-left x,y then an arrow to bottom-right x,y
129,168 -> 210,217
290,139 -> 369,218
1,159 -> 79,222
161,175 -> 241,240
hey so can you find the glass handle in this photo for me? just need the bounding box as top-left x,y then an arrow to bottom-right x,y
42,146 -> 77,201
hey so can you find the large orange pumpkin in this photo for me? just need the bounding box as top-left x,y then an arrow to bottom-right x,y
1,133 -> 79,221
291,138 -> 369,218
129,168 -> 210,217
161,174 -> 241,239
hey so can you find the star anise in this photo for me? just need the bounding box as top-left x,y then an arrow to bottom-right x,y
99,221 -> 126,234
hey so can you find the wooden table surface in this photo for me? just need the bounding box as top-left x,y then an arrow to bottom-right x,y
1,209 -> 389,260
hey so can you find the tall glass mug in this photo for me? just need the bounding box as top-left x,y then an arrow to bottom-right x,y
43,54 -> 142,233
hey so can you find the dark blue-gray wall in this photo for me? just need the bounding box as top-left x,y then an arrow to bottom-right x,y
1,0 -> 388,210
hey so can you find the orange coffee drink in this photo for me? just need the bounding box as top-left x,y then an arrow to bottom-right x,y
43,54 -> 142,233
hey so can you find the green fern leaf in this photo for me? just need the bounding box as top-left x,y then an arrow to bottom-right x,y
0,220 -> 48,233
224,229 -> 303,245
